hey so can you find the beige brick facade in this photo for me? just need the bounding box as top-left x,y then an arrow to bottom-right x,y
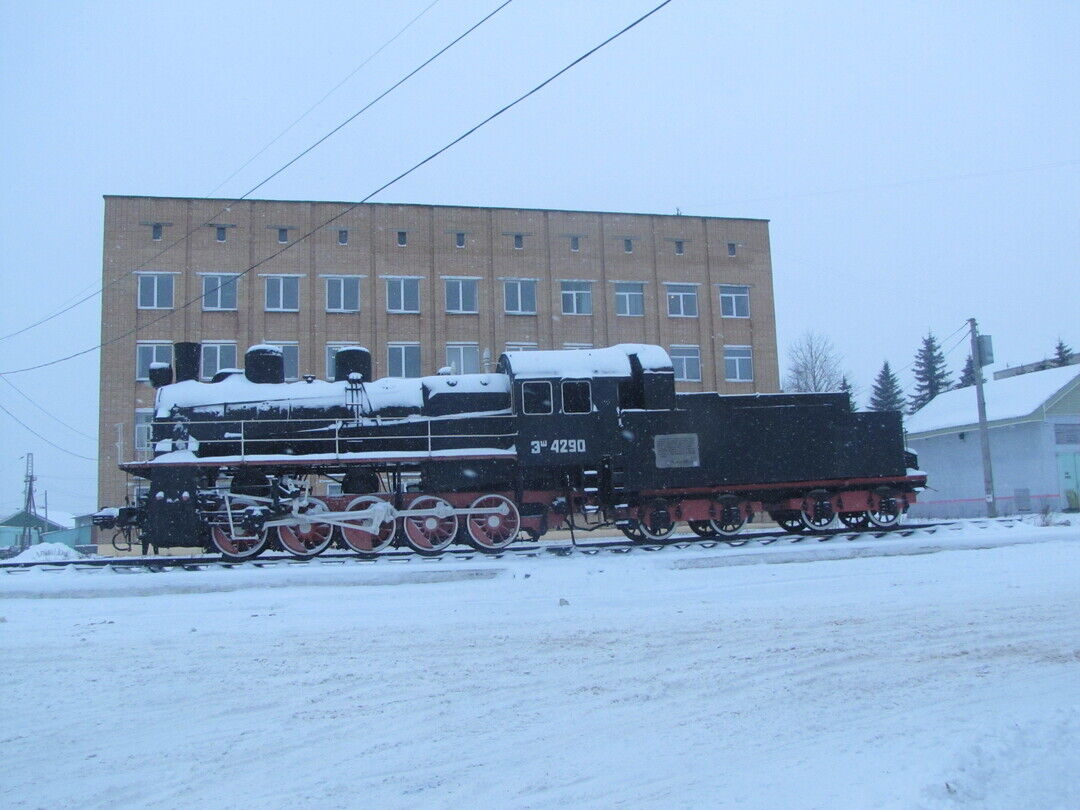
98,195 -> 780,510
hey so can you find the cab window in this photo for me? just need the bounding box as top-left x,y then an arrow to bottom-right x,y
562,380 -> 591,414
521,381 -> 553,415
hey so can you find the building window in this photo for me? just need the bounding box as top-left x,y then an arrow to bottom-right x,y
727,242 -> 738,257
151,223 -> 163,241
265,276 -> 299,311
386,277 -> 419,313
202,274 -> 237,311
388,343 -> 421,378
1055,424 -> 1080,444
396,230 -> 407,247
277,228 -> 289,244
268,342 -> 300,380
216,226 -> 227,242
561,281 -> 592,315
134,409 -> 154,453
455,231 -> 466,248
325,277 -> 360,313
614,282 -> 644,316
521,381 -> 552,415
623,238 -> 633,254
137,273 -> 174,309
562,380 -> 591,414
201,342 -> 238,380
445,278 -> 478,314
135,342 -> 171,381
670,346 -> 702,382
446,343 -> 480,374
505,342 -> 537,352
724,345 -> 754,382
563,343 -> 593,350
338,229 -> 348,245
719,284 -> 750,318
674,240 -> 684,255
325,343 -> 359,380
570,235 -> 580,252
513,234 -> 524,250
666,283 -> 699,317
503,279 -> 536,315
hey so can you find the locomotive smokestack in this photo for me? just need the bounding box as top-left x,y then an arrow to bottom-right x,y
334,346 -> 372,382
174,342 -> 200,383
245,345 -> 285,384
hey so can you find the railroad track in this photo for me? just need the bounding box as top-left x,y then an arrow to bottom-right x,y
1,519 -> 1035,574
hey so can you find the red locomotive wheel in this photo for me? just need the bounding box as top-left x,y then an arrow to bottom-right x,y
466,494 -> 520,552
687,520 -> 717,538
709,497 -> 748,538
637,499 -> 676,543
402,496 -> 458,555
339,495 -> 396,556
275,498 -> 334,558
838,511 -> 871,530
207,500 -> 268,561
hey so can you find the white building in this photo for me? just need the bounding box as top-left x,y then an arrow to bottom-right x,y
906,364 -> 1080,517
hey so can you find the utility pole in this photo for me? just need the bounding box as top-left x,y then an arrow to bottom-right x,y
18,453 -> 38,552
969,318 -> 997,518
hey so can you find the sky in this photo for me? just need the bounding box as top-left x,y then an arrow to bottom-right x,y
0,0 -> 1077,517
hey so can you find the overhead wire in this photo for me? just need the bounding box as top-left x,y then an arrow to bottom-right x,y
0,403 -> 96,461
0,374 -> 96,441
1,0 -> 677,377
0,0 -> 509,344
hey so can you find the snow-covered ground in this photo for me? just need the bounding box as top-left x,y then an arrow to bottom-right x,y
2,520 -> 1078,809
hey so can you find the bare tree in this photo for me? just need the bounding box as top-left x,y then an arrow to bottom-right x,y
784,331 -> 845,392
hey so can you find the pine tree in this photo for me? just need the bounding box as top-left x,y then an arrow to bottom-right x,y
956,354 -> 983,389
838,376 -> 857,411
869,361 -> 905,412
1053,338 -> 1073,367
909,333 -> 952,413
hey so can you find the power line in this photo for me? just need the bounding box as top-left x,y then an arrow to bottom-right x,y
205,0 -> 444,198
0,0 -> 509,345
0,374 -> 96,441
0,403 -> 96,461
1,0 -> 676,376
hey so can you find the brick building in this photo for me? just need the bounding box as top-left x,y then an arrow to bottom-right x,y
98,195 -> 780,508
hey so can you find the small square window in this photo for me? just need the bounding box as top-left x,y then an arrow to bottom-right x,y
615,282 -> 644,316
386,277 -> 420,313
445,278 -> 478,314
727,242 -> 738,257
670,346 -> 702,382
277,228 -> 289,244
455,232 -> 466,248
338,229 -> 348,245
570,236 -> 580,252
216,226 -> 227,242
503,279 -> 536,315
674,240 -> 684,255
521,381 -> 552,415
624,238 -> 633,254
396,231 -> 408,247
513,234 -> 524,250
151,223 -> 163,241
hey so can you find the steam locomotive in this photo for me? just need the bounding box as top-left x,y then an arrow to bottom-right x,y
96,342 -> 925,559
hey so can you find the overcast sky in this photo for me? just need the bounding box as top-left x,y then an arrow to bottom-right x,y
1,0 -> 1077,517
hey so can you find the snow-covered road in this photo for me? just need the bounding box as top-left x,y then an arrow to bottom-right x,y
3,520 -> 1079,809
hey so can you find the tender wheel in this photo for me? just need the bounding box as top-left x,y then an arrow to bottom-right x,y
637,500 -> 676,543
770,510 -> 807,534
466,494 -> 520,553
838,511 -> 871,530
339,495 -> 396,557
687,520 -> 717,538
867,492 -> 906,529
618,521 -> 646,542
709,499 -> 748,538
208,501 -> 268,561
800,498 -> 836,532
403,496 -> 459,556
275,497 -> 334,558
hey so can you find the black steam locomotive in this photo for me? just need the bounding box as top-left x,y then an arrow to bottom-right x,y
97,342 -> 925,559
